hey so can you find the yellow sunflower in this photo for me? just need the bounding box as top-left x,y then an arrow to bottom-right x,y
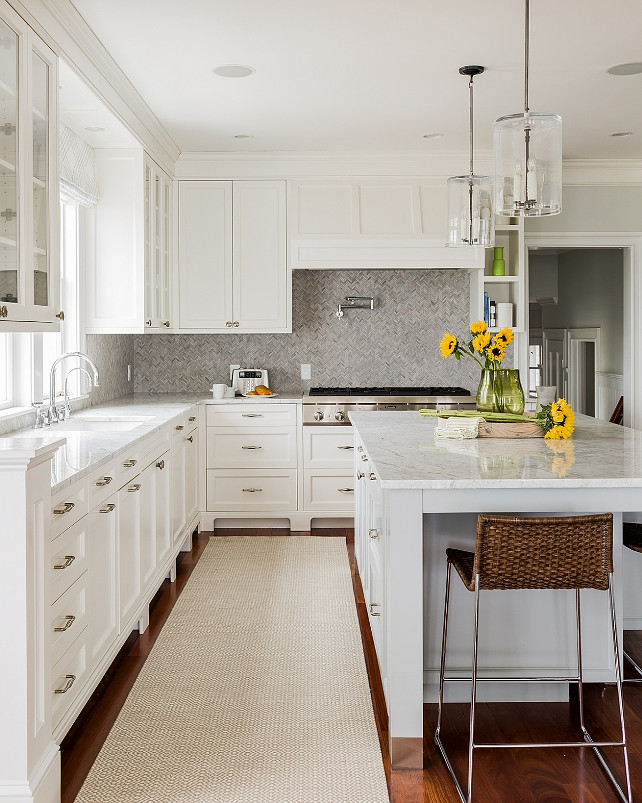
440,334 -> 457,357
487,343 -> 505,362
470,320 -> 488,335
472,331 -> 491,352
494,327 -> 514,347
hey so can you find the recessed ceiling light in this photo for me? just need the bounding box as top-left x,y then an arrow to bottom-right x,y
423,133 -> 444,139
607,62 -> 642,76
84,126 -> 105,132
233,134 -> 253,139
610,131 -> 634,137
212,64 -> 255,78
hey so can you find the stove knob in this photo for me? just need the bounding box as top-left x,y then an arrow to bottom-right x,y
334,410 -> 345,422
314,410 -> 324,421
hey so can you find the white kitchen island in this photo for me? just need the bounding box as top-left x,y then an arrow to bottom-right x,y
349,410 -> 642,769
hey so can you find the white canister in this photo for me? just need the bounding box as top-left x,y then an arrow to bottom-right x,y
211,384 -> 227,399
496,302 -> 513,330
536,385 -> 557,411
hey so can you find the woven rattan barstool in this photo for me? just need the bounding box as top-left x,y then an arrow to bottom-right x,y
623,521 -> 642,680
434,513 -> 632,803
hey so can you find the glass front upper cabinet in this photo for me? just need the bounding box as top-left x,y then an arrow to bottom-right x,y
0,2 -> 58,330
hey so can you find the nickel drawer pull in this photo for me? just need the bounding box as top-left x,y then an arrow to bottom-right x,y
337,487 -> 354,493
99,503 -> 116,513
187,436 -> 194,443
95,476 -> 113,487
188,416 -> 196,422
242,488 -> 263,493
53,501 -> 75,515
337,445 -> 354,450
241,445 -> 262,449
54,555 -> 75,570
122,459 -> 137,468
156,459 -> 165,470
54,614 -> 76,632
361,454 -> 368,462
242,413 -> 263,418
369,472 -> 376,481
54,675 -> 76,694
175,425 -> 184,430
127,484 -> 141,493
369,528 -> 380,540
356,470 -> 365,479
369,604 -> 381,617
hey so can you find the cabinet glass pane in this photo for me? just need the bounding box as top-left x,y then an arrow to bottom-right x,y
154,173 -> 161,315
144,164 -> 152,318
0,20 -> 18,305
162,180 -> 170,319
32,52 -> 48,306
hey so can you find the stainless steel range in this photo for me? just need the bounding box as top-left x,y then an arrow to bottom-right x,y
302,386 -> 476,425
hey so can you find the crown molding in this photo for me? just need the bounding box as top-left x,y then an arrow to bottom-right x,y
9,0 -> 180,175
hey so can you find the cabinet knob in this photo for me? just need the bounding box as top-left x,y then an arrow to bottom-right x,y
163,320 -> 170,327
122,459 -> 137,468
233,321 -> 240,327
127,483 -> 142,493
99,503 -> 116,513
337,445 -> 353,450
369,528 -> 380,540
242,487 -> 263,493
369,472 -> 376,481
226,321 -> 233,327
188,416 -> 196,422
337,487 -> 354,493
156,459 -> 165,470
95,476 -> 113,486
369,603 -> 381,617
187,435 -> 194,443
356,470 -> 365,479
0,305 -> 7,318
56,310 -> 65,320
175,425 -> 184,430
146,319 -> 152,326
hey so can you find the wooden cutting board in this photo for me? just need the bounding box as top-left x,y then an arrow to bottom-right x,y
437,416 -> 545,439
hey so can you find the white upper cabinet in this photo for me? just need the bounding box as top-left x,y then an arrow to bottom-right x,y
0,2 -> 59,330
86,149 -> 173,333
288,179 -> 484,270
178,180 -> 290,332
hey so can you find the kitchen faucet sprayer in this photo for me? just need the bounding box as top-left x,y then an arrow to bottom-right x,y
48,352 -> 100,424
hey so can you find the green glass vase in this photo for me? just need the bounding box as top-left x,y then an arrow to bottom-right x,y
476,368 -> 525,415
492,246 -> 505,276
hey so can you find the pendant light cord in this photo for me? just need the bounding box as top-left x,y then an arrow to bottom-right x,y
524,0 -> 530,113
469,74 -> 474,176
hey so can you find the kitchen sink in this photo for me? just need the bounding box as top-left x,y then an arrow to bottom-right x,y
53,415 -> 153,432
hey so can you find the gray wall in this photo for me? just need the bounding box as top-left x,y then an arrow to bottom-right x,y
539,249 -> 624,374
526,186 -> 642,233
133,269 -> 480,394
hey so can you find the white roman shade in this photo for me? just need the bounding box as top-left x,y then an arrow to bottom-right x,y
59,123 -> 99,206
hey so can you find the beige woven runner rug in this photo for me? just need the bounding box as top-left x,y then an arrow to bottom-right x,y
75,536 -> 390,802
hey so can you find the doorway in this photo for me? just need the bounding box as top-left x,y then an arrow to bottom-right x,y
527,245 -> 624,421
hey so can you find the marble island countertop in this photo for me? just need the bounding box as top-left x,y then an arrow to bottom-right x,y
349,410 -> 642,490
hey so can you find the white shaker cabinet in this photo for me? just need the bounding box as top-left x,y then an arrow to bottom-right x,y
178,180 -> 290,332
0,2 -> 59,329
171,411 -> 199,545
86,150 -> 172,333
87,496 -> 118,668
117,478 -> 142,631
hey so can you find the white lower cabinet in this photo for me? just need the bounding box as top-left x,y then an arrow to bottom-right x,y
171,413 -> 199,544
302,426 -> 355,514
87,496 -> 119,668
117,478 -> 142,631
48,407 -> 198,742
207,470 -> 297,511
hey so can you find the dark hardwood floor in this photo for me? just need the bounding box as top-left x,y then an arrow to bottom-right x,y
61,529 -> 642,802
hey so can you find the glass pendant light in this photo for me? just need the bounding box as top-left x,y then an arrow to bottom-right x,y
447,66 -> 494,247
494,0 -> 562,216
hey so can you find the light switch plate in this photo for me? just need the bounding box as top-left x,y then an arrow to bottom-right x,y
300,363 -> 311,380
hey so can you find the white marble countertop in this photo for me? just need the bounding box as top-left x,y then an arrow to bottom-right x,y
1,392 -> 305,492
349,410 -> 642,490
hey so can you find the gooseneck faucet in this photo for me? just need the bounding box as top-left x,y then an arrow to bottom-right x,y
49,352 -> 100,423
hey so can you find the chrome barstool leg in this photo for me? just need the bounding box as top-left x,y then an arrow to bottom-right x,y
582,575 -> 633,803
576,588 -> 587,736
434,560 -> 467,803
623,648 -> 642,681
467,575 -> 481,803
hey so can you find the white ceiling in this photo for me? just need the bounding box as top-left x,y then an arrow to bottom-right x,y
67,0 -> 642,160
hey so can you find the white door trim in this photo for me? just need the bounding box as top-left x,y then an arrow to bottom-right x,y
526,232 -> 642,429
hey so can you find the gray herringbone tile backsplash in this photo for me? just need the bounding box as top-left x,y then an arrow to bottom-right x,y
133,269 -> 482,394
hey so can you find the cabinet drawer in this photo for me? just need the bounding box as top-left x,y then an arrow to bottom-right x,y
114,447 -> 142,489
171,408 -> 199,436
303,470 -> 355,511
207,428 -> 296,468
87,459 -> 119,508
206,469 -> 297,511
51,572 -> 88,666
51,517 -> 89,603
303,426 -> 355,468
50,481 -> 88,539
206,403 -> 296,427
140,425 -> 171,467
51,628 -> 89,731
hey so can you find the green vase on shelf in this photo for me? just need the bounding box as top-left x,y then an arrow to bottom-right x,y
492,246 -> 505,276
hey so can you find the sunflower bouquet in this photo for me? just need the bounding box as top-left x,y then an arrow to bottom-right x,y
535,398 -> 575,440
440,320 -> 513,369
